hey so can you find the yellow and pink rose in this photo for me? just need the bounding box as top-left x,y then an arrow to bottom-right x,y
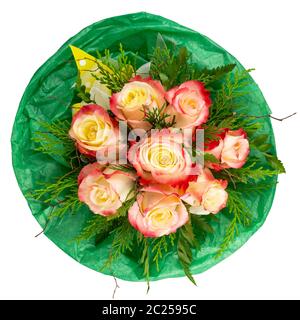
128,129 -> 197,186
128,185 -> 188,237
78,163 -> 136,216
165,80 -> 211,129
182,168 -> 228,215
205,128 -> 250,170
69,104 -> 120,158
110,76 -> 166,130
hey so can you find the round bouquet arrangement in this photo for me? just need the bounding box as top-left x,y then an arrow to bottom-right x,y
12,13 -> 285,286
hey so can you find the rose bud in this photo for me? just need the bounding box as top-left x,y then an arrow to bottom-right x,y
221,129 -> 250,169
182,168 -> 228,215
204,130 -> 226,171
205,128 -> 250,170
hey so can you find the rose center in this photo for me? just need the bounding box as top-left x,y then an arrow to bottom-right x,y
81,120 -> 98,141
180,94 -> 202,116
87,125 -> 98,140
147,207 -> 174,229
123,88 -> 148,109
149,146 -> 177,170
90,186 -> 110,205
89,176 -> 118,207
75,115 -> 112,146
233,142 -> 241,157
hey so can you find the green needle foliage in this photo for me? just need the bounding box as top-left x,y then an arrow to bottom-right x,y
151,234 -> 176,271
92,44 -> 136,92
144,104 -> 176,129
108,164 -> 136,174
207,69 -> 255,128
30,174 -> 77,202
137,232 -> 177,291
75,214 -> 119,244
216,189 -> 252,258
139,236 -> 151,292
32,120 -> 75,160
236,181 -> 278,195
102,218 -> 137,272
106,191 -> 138,221
29,169 -> 82,219
50,196 -> 82,219
109,219 -> 136,261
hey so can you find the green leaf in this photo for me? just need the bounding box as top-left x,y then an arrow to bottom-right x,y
207,214 -> 220,223
204,152 -> 219,164
177,223 -> 197,285
149,40 -> 191,89
194,63 -> 236,85
221,162 -> 281,184
191,215 -> 214,234
257,143 -> 273,152
265,154 -> 286,173
178,47 -> 189,65
150,38 -> 235,90
251,134 -> 269,145
156,33 -> 168,50
159,72 -> 169,84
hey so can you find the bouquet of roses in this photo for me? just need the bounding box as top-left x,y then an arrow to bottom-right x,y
29,34 -> 285,286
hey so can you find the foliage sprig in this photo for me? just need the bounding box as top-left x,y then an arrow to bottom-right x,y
92,44 -> 136,92
216,189 -> 252,257
32,120 -> 75,162
144,104 -> 176,129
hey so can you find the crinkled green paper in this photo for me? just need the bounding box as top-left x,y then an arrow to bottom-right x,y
11,12 -> 277,281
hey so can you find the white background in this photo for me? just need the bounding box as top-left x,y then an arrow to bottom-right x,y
1,0 -> 299,300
